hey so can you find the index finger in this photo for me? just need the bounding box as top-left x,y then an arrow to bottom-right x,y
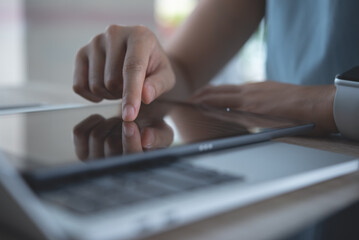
122,122 -> 143,154
122,28 -> 153,121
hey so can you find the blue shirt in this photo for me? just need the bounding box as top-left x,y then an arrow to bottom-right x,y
266,0 -> 359,85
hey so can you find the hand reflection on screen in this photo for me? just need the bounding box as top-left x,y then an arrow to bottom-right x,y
72,99 -> 295,162
73,109 -> 174,161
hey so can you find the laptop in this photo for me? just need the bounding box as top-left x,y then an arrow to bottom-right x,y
0,100 -> 357,240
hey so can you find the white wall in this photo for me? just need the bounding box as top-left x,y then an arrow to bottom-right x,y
0,1 -> 156,87
0,0 -> 25,86
24,0 -> 155,86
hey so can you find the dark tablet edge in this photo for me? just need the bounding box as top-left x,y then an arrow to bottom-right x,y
23,123 -> 314,185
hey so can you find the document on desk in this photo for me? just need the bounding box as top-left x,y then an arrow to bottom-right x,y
0,103 -> 44,110
0,103 -> 87,115
0,89 -> 80,114
0,91 -> 45,113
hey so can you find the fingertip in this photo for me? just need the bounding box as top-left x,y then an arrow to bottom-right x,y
84,93 -> 104,103
122,122 -> 136,137
79,92 -> 104,103
73,82 -> 104,102
72,84 -> 82,97
122,104 -> 137,121
104,77 -> 123,98
141,128 -> 155,149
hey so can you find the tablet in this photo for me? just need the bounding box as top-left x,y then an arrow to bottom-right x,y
0,100 -> 313,179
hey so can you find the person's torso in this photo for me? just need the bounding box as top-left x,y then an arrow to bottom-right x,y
266,0 -> 359,85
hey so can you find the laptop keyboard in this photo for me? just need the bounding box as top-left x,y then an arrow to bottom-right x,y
39,162 -> 242,214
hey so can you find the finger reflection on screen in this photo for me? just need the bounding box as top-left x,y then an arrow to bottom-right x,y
73,103 -> 174,162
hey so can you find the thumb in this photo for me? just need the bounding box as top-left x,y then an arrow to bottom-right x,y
142,66 -> 175,104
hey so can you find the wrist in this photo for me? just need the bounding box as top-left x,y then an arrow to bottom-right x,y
306,85 -> 337,133
164,55 -> 195,100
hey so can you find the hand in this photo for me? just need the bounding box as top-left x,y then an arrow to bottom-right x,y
73,25 -> 175,121
73,113 -> 174,161
190,81 -> 337,133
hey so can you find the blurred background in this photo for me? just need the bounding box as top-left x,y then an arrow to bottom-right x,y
0,0 -> 266,89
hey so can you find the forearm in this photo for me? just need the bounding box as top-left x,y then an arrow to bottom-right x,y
189,81 -> 338,134
165,0 -> 265,93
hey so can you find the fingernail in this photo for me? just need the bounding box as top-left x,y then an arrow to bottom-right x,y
123,123 -> 134,137
123,105 -> 135,121
143,129 -> 154,148
147,85 -> 155,102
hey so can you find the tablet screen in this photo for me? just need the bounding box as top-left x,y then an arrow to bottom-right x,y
0,100 -> 311,171
337,66 -> 359,82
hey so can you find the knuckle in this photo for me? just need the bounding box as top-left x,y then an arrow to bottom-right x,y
75,46 -> 88,60
123,59 -> 145,74
130,26 -> 155,44
105,24 -> 120,36
105,77 -> 122,91
90,128 -> 103,139
133,25 -> 149,35
90,83 -> 104,95
90,34 -> 104,48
